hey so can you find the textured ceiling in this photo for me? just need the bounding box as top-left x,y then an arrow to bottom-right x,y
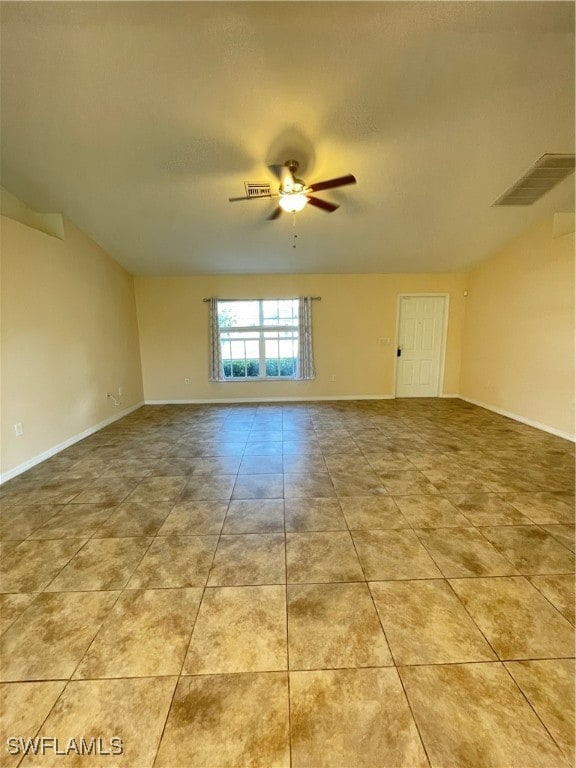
1,1 -> 574,275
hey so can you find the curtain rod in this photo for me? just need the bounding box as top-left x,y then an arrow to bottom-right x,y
202,296 -> 321,302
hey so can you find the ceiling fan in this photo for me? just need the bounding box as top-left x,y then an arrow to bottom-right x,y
228,160 -> 357,219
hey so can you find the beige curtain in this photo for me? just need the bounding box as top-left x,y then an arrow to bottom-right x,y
208,298 -> 224,381
296,297 -> 316,380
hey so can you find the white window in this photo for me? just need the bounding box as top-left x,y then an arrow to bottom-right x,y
217,299 -> 299,380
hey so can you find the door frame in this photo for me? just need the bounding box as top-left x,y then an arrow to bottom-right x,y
394,293 -> 450,398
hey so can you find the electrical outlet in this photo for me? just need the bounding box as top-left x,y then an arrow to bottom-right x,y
14,423 -> 23,437
330,374 -> 337,382
185,378 -> 190,384
379,337 -> 391,345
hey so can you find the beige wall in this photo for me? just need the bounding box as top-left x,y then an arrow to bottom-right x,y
135,273 -> 467,402
460,216 -> 575,438
1,216 -> 144,477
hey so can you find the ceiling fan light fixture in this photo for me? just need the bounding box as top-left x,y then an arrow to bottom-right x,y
279,193 -> 308,213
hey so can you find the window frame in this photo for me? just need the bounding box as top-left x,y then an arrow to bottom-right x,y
217,298 -> 299,382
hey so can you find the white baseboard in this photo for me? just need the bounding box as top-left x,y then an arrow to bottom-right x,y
0,401 -> 145,484
459,396 -> 575,442
145,395 -> 396,405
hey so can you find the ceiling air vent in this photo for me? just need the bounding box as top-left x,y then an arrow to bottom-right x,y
493,153 -> 575,206
244,183 -> 271,198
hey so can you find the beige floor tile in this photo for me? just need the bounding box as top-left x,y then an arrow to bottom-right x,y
365,453 -> 419,472
0,591 -> 119,680
379,470 -> 440,496
370,579 -> 496,665
192,456 -> 242,474
541,524 -> 575,552
284,498 -> 347,531
281,440 -> 320,457
93,501 -> 173,537
124,476 -> 187,503
394,495 -> 469,528
179,474 -> 236,501
239,455 -> 284,474
323,454 -> 373,473
448,493 -> 532,525
504,492 -> 575,524
400,663 -> 571,768
100,457 -> 159,477
414,527 -> 518,577
449,576 -> 575,659
505,659 -> 575,764
283,473 -> 336,498
330,470 -> 388,497
183,585 -> 286,674
45,537 -> 152,591
290,667 -> 428,768
69,477 -> 139,505
288,582 -> 392,669
5,479 -> 87,506
245,441 -> 283,455
28,503 -> 116,539
0,503 -> 64,540
22,677 -> 177,768
75,588 -> 202,678
352,529 -> 442,581
157,501 -> 227,535
0,594 -> 37,635
319,438 -> 361,456
0,539 -> 86,593
127,535 -> 217,588
223,499 -> 285,533
282,455 -> 327,474
232,474 -> 284,500
340,496 -> 409,529
529,574 -> 575,624
0,681 -> 67,767
480,525 -> 575,574
286,532 -> 364,583
208,533 -> 286,586
155,672 -> 290,767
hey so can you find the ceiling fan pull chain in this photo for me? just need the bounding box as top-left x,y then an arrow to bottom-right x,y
293,213 -> 298,248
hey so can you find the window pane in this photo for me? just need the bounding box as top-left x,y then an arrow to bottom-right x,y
278,339 -> 293,357
266,359 -> 279,376
262,300 -> 279,324
265,339 -> 279,358
262,299 -> 298,327
279,299 -> 298,322
218,301 -> 260,328
230,340 -> 245,359
280,358 -> 295,376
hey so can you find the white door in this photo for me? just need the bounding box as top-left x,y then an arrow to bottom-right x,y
395,295 -> 447,397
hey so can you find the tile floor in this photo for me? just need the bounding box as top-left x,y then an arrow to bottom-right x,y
0,398 -> 574,767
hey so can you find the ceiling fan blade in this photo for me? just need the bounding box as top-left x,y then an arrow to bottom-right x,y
308,174 -> 357,193
307,196 -> 339,213
267,206 -> 282,220
268,164 -> 283,180
228,194 -> 275,202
